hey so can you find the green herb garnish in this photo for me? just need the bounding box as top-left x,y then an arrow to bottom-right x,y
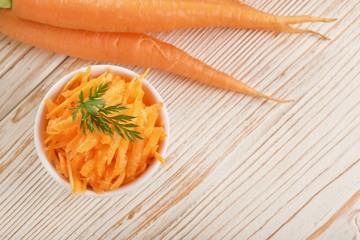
69,82 -> 143,141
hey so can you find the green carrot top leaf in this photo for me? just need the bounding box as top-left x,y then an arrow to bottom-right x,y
69,82 -> 143,142
0,0 -> 11,8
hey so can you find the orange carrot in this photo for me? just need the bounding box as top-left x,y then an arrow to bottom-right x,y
0,9 -> 289,102
11,0 -> 334,37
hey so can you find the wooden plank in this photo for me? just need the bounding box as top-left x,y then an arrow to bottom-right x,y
0,0 -> 359,239
0,37 -> 67,120
308,190 -> 360,240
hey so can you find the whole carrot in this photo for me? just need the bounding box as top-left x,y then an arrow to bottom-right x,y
9,0 -> 334,37
0,9 -> 289,102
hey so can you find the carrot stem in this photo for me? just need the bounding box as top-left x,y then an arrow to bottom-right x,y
0,0 -> 11,8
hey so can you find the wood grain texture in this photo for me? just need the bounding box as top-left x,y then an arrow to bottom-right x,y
1,0 -> 359,239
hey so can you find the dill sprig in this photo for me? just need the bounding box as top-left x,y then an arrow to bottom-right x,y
69,82 -> 143,141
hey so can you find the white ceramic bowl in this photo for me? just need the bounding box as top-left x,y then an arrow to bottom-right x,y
34,65 -> 170,198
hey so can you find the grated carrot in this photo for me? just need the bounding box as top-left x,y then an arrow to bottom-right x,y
44,66 -> 166,194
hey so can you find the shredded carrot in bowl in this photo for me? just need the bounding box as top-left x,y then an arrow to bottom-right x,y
44,66 -> 166,194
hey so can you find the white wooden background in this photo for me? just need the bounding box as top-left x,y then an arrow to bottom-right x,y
1,1 -> 360,239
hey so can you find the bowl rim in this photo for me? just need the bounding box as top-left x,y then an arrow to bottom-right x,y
34,65 -> 170,198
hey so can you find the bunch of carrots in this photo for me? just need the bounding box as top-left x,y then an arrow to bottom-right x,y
0,0 -> 334,102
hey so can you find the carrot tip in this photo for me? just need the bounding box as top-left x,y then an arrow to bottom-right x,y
281,15 -> 337,24
263,96 -> 295,104
309,17 -> 337,23
324,18 -> 337,23
239,83 -> 294,103
253,90 -> 294,103
286,26 -> 330,40
307,30 -> 330,40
